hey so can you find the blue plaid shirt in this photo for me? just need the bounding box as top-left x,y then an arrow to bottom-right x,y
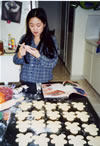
13,36 -> 58,83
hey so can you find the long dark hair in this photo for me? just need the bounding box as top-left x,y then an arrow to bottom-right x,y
17,8 -> 57,59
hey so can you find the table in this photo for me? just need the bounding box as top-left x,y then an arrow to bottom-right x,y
0,83 -> 100,146
1,94 -> 100,146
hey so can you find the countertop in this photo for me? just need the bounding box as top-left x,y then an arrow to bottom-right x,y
86,39 -> 98,47
0,47 -> 16,56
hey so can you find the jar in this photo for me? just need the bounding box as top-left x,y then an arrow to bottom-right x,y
0,40 -> 4,55
8,34 -> 12,49
11,38 -> 16,49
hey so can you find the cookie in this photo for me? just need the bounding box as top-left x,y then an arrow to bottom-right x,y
72,102 -> 85,111
16,132 -> 33,146
47,120 -> 61,133
63,111 -> 76,121
76,111 -> 89,122
87,136 -> 100,146
32,110 -> 44,120
33,133 -> 49,146
15,111 -> 29,121
32,100 -> 44,110
45,102 -> 57,111
82,124 -> 99,136
68,135 -> 86,146
50,134 -> 67,146
65,122 -> 81,134
46,111 -> 60,120
31,119 -> 45,134
57,102 -> 70,111
18,101 -> 32,111
16,120 -> 30,133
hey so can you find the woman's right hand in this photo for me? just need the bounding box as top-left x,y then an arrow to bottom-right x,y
17,43 -> 26,59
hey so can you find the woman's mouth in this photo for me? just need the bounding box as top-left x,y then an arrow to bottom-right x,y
34,32 -> 38,35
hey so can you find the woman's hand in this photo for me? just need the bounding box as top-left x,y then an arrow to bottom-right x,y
25,45 -> 40,58
17,43 -> 26,59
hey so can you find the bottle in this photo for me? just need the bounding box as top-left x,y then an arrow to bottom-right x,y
8,34 -> 12,49
11,38 -> 15,50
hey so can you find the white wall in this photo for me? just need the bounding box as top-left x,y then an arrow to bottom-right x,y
0,1 -> 36,48
71,6 -> 100,80
0,1 -> 36,83
85,15 -> 100,40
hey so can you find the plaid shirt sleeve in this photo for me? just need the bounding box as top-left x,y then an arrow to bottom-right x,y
38,54 -> 58,69
13,54 -> 25,65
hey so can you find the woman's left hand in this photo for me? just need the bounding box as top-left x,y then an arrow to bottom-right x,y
25,45 -> 40,58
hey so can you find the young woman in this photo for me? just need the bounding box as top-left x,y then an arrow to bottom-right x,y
13,8 -> 58,94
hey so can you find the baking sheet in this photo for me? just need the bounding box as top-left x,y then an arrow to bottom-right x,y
3,94 -> 100,146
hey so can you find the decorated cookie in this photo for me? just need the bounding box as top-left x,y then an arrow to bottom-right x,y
16,132 -> 33,146
76,111 -> 89,122
63,111 -> 76,121
65,122 -> 81,134
87,136 -> 100,146
57,102 -> 70,111
50,134 -> 67,146
72,102 -> 85,111
82,124 -> 99,136
33,133 -> 49,146
68,135 -> 86,146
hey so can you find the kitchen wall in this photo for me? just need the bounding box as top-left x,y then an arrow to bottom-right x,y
0,1 -> 36,48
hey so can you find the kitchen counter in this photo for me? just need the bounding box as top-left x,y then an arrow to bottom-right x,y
86,39 -> 98,47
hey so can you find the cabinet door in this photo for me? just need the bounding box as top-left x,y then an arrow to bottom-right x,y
0,55 -> 20,83
83,49 -> 93,83
91,54 -> 100,94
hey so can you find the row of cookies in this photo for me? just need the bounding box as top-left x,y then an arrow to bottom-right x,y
15,132 -> 100,146
17,100 -> 86,112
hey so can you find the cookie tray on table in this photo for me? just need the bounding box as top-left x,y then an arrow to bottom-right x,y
3,93 -> 100,146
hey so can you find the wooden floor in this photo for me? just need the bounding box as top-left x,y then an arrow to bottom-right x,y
52,58 -> 100,117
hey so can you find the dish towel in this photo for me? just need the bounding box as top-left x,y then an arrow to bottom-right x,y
96,44 -> 100,53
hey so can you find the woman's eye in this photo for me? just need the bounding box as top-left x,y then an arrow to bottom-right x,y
30,25 -> 34,27
37,24 -> 41,27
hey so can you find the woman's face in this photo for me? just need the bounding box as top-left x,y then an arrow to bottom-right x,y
29,17 -> 45,38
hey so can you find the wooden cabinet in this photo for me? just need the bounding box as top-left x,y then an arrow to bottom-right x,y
84,40 -> 100,94
0,54 -> 20,83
